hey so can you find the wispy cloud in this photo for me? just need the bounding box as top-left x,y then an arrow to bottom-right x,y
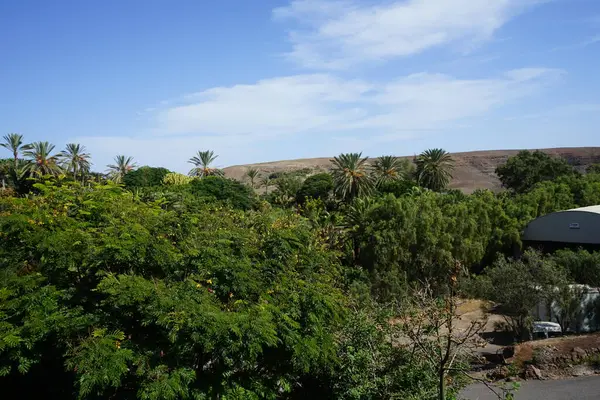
505,103 -> 600,121
73,67 -> 561,171
550,34 -> 600,51
273,0 -> 548,69
155,68 -> 563,137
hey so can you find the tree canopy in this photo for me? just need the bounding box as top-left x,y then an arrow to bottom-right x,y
122,166 -> 171,189
496,150 -> 576,193
2,137 -> 600,399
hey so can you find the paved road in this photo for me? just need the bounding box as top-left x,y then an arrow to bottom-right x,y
461,376 -> 600,399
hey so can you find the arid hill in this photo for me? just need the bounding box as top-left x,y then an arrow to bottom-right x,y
223,147 -> 600,193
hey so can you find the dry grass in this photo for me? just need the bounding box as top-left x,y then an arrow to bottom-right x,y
514,333 -> 600,364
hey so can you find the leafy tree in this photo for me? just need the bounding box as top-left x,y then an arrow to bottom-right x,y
162,172 -> 193,186
269,175 -> 303,207
415,148 -> 454,192
330,153 -> 374,201
496,150 -> 576,193
122,166 -> 171,189
551,249 -> 600,287
296,173 -> 333,204
0,181 -> 347,399
475,251 -> 569,340
58,143 -> 91,182
587,164 -> 600,174
22,141 -> 62,177
327,304 -> 441,400
188,150 -> 223,178
376,178 -> 418,198
189,176 -> 256,210
1,133 -> 29,169
245,167 -> 260,189
371,156 -> 408,185
106,155 -> 137,183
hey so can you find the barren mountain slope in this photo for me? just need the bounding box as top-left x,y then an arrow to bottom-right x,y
223,147 -> 600,193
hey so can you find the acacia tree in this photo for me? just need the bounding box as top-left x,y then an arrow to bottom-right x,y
245,167 -> 260,189
330,152 -> 374,201
22,141 -> 62,177
1,133 -> 29,169
415,148 -> 454,192
59,143 -> 91,182
188,150 -> 222,178
106,155 -> 137,183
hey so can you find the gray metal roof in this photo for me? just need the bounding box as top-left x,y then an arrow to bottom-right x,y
523,205 -> 600,245
567,205 -> 600,214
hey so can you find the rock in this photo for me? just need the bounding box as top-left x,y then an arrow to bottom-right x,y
572,365 -> 593,377
571,347 -> 587,362
573,347 -> 587,356
525,365 -> 544,380
489,366 -> 510,380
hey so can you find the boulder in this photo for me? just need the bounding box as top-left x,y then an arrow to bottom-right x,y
525,365 -> 544,380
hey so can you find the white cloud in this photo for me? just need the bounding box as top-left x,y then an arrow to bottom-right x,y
155,68 -> 562,136
550,34 -> 600,52
158,74 -> 373,136
75,67 -> 562,172
273,0 -> 547,69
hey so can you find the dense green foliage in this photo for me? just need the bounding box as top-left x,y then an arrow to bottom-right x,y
496,150 -> 576,193
162,172 -> 193,186
2,137 -> 600,399
0,182 -> 345,398
473,251 -> 569,339
189,176 -> 257,210
588,164 -> 600,174
552,249 -> 600,287
122,166 -> 171,189
296,173 -> 333,204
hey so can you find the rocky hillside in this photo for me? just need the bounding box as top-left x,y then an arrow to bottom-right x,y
223,147 -> 600,193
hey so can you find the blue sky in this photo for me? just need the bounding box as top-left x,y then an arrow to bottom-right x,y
1,0 -> 599,172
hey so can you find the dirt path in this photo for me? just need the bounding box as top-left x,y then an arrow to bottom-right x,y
461,376 -> 600,399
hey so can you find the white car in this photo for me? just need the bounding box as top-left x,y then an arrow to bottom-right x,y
533,321 -> 562,337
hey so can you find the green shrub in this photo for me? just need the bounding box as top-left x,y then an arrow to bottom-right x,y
162,172 -> 193,186
122,166 -> 171,188
189,176 -> 256,210
296,173 -> 333,204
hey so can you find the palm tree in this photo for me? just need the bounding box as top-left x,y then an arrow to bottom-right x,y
245,167 -> 260,189
106,155 -> 137,183
1,133 -> 29,168
188,150 -> 222,178
22,141 -> 62,177
260,176 -> 272,195
371,155 -> 406,185
330,152 -> 374,201
59,143 -> 91,182
344,197 -> 376,263
415,148 -> 454,192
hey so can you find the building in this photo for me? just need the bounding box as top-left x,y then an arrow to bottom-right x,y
523,205 -> 600,252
